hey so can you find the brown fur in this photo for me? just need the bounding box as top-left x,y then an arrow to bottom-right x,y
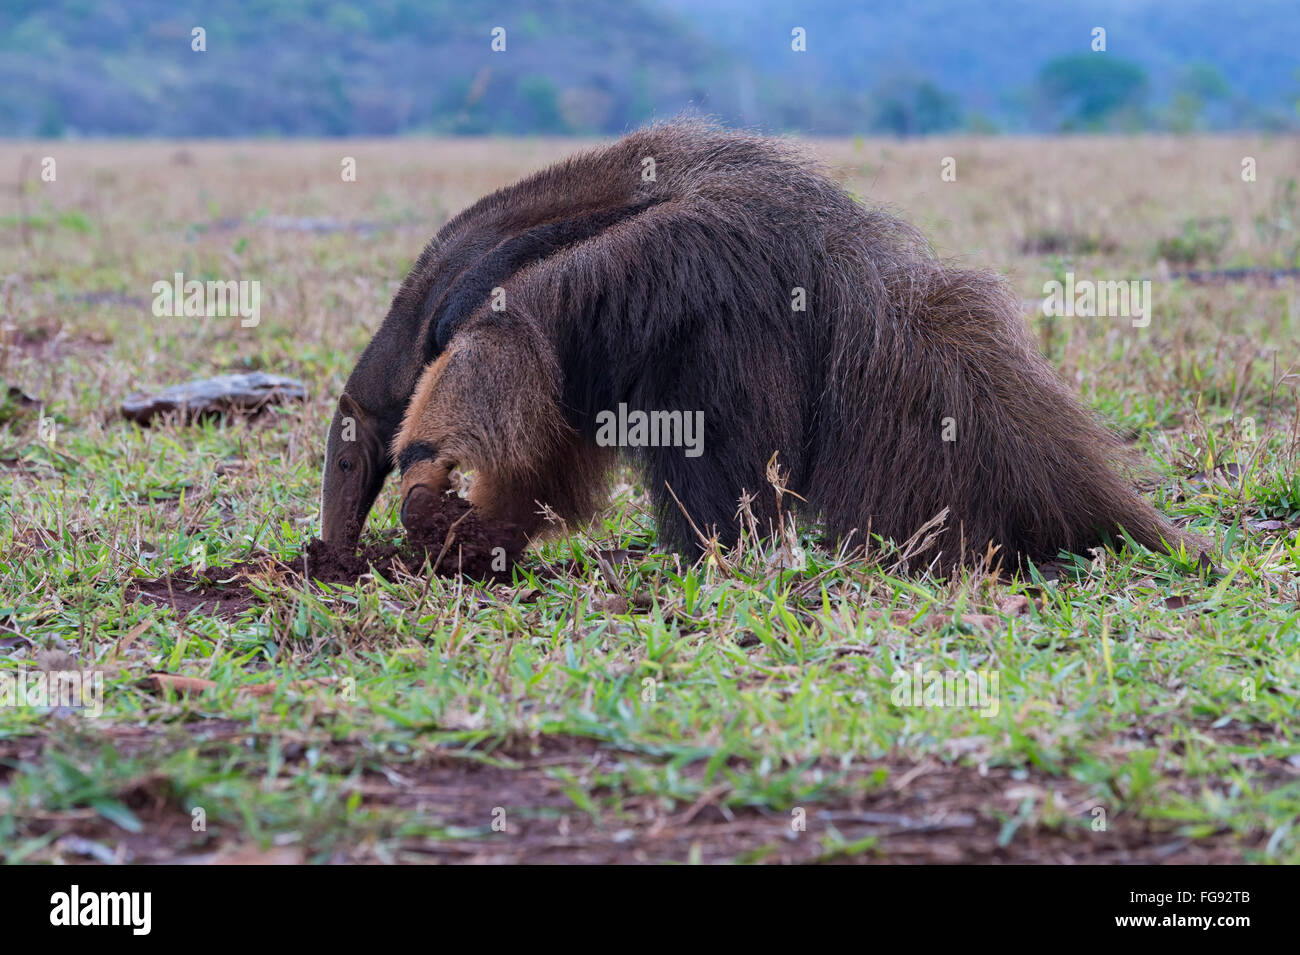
332,121 -> 1196,571
395,317 -> 613,530
321,137 -> 651,544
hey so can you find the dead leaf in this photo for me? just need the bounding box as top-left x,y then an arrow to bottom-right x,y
145,673 -> 217,695
144,673 -> 337,697
113,619 -> 152,660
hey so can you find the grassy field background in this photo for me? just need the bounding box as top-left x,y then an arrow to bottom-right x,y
1,134 -> 1298,863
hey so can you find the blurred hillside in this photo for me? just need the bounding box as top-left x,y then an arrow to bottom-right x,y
2,0 -> 1297,137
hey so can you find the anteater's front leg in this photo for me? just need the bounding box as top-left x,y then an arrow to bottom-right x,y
393,316 -> 610,539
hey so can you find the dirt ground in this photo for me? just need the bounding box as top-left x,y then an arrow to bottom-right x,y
0,730 -> 1265,864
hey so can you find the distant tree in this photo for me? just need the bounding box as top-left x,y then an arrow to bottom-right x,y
4,0 -> 1296,138
1168,62 -> 1232,130
37,99 -> 64,138
1177,62 -> 1232,101
870,75 -> 962,136
516,75 -> 568,134
964,111 -> 1000,134
1036,55 -> 1148,130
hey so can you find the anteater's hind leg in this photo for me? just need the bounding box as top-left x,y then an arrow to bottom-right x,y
392,315 -> 612,541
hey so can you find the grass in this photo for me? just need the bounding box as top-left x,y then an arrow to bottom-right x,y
0,134 -> 1298,863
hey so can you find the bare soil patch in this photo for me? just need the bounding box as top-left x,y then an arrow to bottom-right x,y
0,320 -> 112,360
126,498 -> 529,616
127,563 -> 272,617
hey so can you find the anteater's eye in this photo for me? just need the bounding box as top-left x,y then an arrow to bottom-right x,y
339,458 -> 352,472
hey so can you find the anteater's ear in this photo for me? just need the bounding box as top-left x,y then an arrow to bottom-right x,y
338,392 -> 367,422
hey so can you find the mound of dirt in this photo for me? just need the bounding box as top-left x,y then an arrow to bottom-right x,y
308,492 -> 527,584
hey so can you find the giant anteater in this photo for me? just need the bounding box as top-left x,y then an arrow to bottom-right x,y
321,121 -> 1193,571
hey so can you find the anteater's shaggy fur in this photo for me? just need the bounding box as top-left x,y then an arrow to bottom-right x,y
321,121 -> 1191,571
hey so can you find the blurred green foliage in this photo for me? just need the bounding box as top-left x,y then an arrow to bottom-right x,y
1,0 -> 1297,136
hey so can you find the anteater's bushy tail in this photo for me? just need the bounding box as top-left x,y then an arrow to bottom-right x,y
808,233 -> 1192,570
